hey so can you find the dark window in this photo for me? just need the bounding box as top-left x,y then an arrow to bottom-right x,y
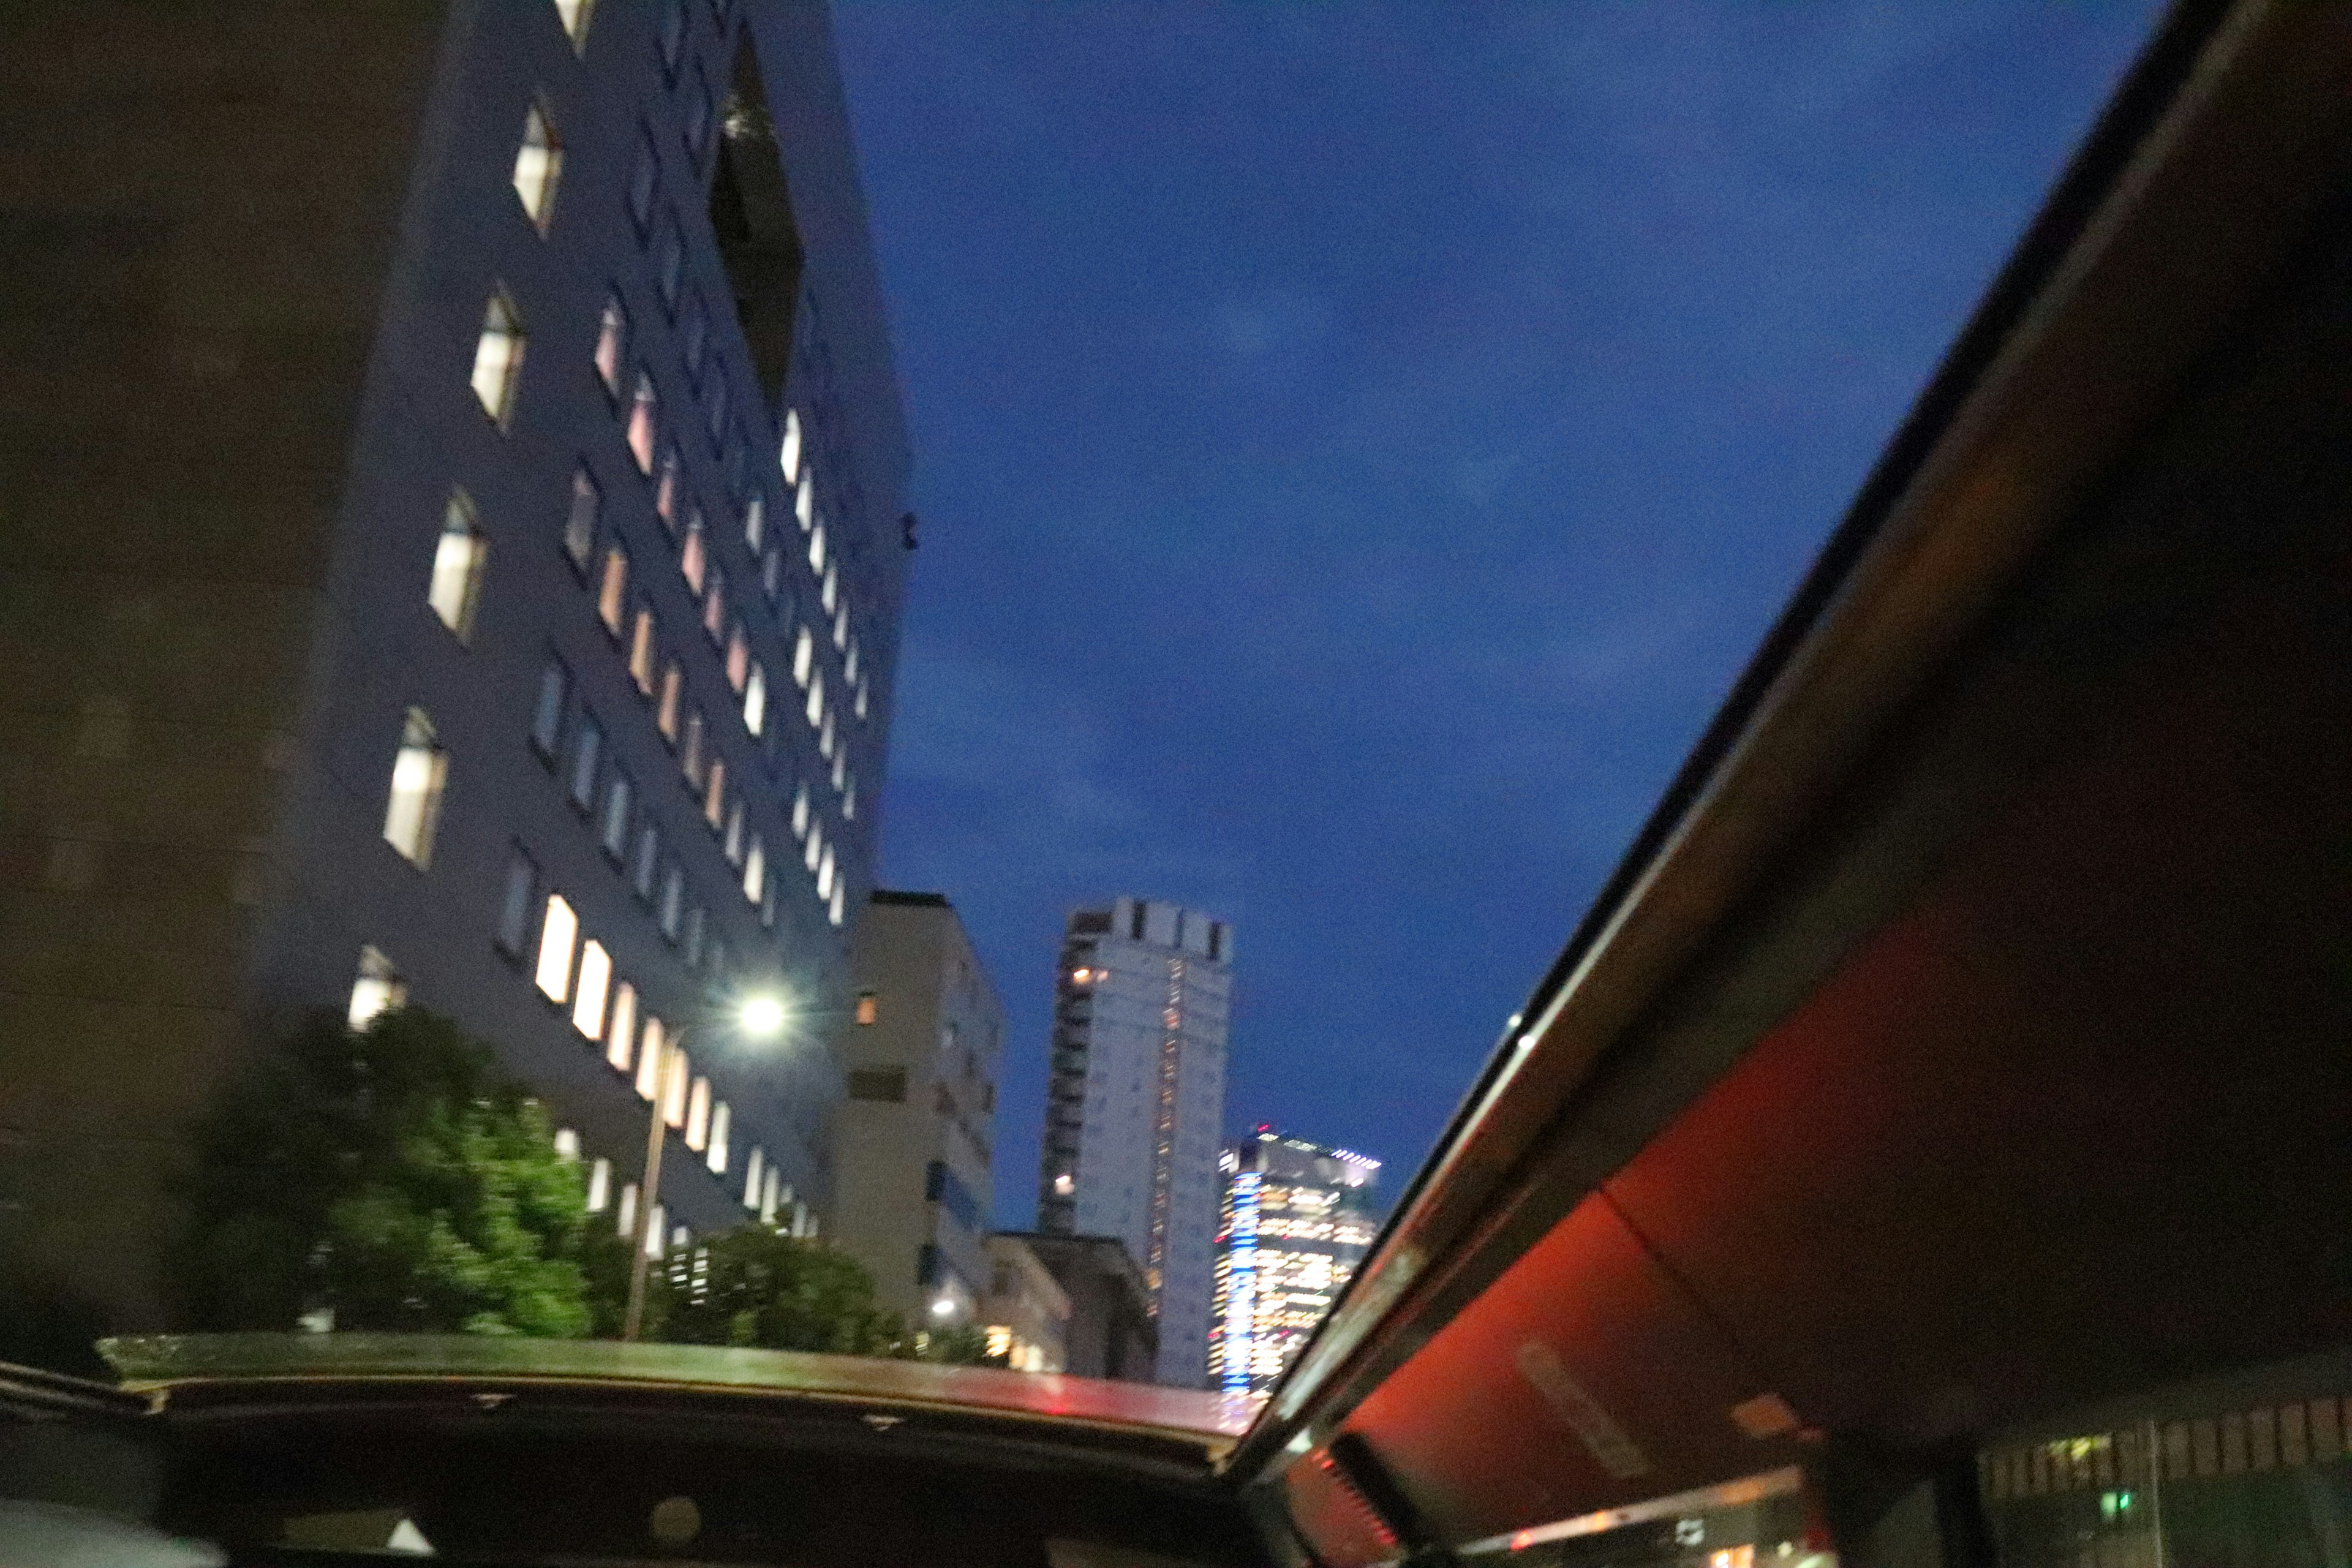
684,904 -> 706,967
682,290 -> 709,385
657,214 -> 685,315
1130,902 -> 1146,940
496,848 -> 538,956
530,658 -> 569,759
564,466 -> 600,573
708,36 -> 804,413
706,371 -> 730,454
657,0 -> 687,80
628,126 -> 659,235
568,714 -> 602,810
633,822 -> 660,900
601,771 -> 633,859
686,63 -> 714,162
846,1067 -> 905,1102
924,1160 -> 982,1234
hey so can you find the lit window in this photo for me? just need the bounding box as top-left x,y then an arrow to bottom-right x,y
660,867 -> 684,939
655,448 -> 679,532
743,835 -> 764,903
497,847 -> 537,954
628,126 -> 658,234
854,679 -> 868,721
513,103 -> 564,232
586,1156 -> 611,1212
630,611 -> 657,693
703,571 -> 725,641
631,821 -> 659,899
428,490 -> 487,642
636,1017 -> 665,1099
821,563 -> 837,616
680,512 -> 706,592
530,658 -> 568,758
793,787 -> 810,842
617,1182 -> 638,1236
832,601 -> 848,651
761,1168 -> 782,1224
568,714 -> 601,811
809,522 -> 825,575
830,882 -> 845,927
663,1049 -> 690,1128
743,496 -> 765,552
704,760 -> 726,829
627,372 -> 657,472
606,981 -> 637,1071
743,1147 -> 764,1210
472,290 -> 526,429
348,945 -> 405,1030
568,467 -> 601,575
383,708 -> 447,867
723,799 -> 744,864
743,663 -> 765,736
805,672 -> 823,731
554,0 -> 594,50
792,627 -> 813,689
594,295 -> 626,397
680,709 -> 704,785
780,410 -> 802,481
819,709 -> 834,761
854,993 -> 877,1026
686,1076 -> 710,1150
657,664 -> 682,740
598,543 -> 628,634
554,1127 -> 579,1161
795,475 -> 813,531
535,894 -> 578,1003
725,627 -> 748,692
573,940 -> 611,1036
707,1101 -> 730,1174
600,771 -> 632,859
845,641 -> 860,685
844,777 -> 856,820
646,1205 -> 667,1257
816,842 -> 835,901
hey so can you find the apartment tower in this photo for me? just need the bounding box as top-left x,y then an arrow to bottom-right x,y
0,0 -> 910,1334
1038,897 -> 1232,1387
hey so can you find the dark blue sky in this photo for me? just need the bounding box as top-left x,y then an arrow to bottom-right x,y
831,2 -> 2162,1227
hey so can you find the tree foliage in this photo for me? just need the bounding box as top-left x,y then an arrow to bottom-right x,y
647,1224 -> 907,1354
178,1007 -> 617,1336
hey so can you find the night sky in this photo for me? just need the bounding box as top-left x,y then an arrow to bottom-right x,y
829,2 -> 2162,1228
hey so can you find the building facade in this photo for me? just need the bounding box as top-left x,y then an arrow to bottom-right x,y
1210,1130 -> 1380,1395
0,0 -> 910,1335
979,1234 -> 1069,1373
834,891 -> 1004,1331
1036,897 -> 1232,1387
997,1232 -> 1159,1384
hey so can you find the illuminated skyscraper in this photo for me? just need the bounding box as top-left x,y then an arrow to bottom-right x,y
1036,897 -> 1232,1387
1211,1129 -> 1381,1396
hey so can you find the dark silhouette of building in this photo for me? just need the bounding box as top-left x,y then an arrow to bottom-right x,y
1000,1232 -> 1160,1384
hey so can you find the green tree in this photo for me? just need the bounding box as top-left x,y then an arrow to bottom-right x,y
178,1007 -> 610,1336
648,1224 -> 907,1354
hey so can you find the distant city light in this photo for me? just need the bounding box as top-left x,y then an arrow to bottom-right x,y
1071,967 -> 1094,983
1052,1172 -> 1075,1196
930,1296 -> 955,1318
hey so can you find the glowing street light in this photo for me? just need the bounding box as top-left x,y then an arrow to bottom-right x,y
737,992 -> 788,1039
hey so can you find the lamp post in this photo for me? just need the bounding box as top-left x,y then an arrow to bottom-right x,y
622,992 -> 788,1343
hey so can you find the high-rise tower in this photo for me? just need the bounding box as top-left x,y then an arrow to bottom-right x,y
1037,897 -> 1232,1387
1210,1129 -> 1380,1395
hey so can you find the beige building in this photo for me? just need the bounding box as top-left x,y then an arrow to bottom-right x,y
834,891 -> 1003,1332
980,1235 -> 1069,1372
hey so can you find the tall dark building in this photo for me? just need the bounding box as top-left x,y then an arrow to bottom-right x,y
0,0 -> 911,1332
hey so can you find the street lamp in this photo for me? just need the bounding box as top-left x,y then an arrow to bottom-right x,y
622,989 -> 790,1342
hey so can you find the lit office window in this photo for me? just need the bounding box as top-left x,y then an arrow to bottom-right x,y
792,785 -> 809,840
816,843 -> 835,902
845,641 -> 860,685
657,664 -> 682,741
600,771 -> 632,859
513,104 -> 564,232
530,658 -> 568,758
821,563 -> 837,616
804,821 -> 822,873
843,776 -> 856,821
347,945 -> 405,1030
572,939 -> 611,1037
553,1127 -> 580,1161
820,710 -> 834,763
382,709 -> 447,867
831,748 -> 846,796
779,409 -> 802,481
595,295 -> 626,397
854,678 -> 868,721
795,475 -> 813,531
568,714 -> 601,810
805,672 -> 823,731
703,760 -> 725,829
791,625 -> 813,689
629,611 -> 657,694
496,847 -> 537,954
663,1050 -> 690,1128
854,993 -> 878,1026
707,1102 -> 730,1174
472,291 -> 525,429
627,372 -> 656,472
680,512 -> 706,592
680,709 -> 704,786
655,448 -> 679,532
724,801 -> 744,864
644,1204 -> 666,1257
760,877 -> 777,929
742,496 -> 764,552
742,662 -> 766,736
568,467 -> 601,574
606,981 -> 637,1072
830,882 -> 845,928
426,489 -> 488,641
685,1076 -> 710,1150
598,543 -> 628,635
808,522 -> 825,575
742,836 -> 764,903
586,1156 -> 611,1213
534,894 -> 578,1003
702,573 -> 725,642
554,0 -> 594,51
660,867 -> 684,939
725,627 -> 748,693
636,1017 -> 665,1100
742,1147 -> 764,1210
